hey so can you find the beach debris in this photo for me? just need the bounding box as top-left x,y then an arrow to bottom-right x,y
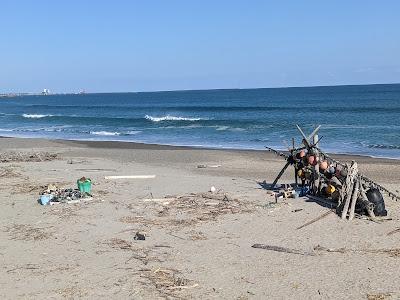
38,184 -> 92,205
5,224 -> 53,241
77,177 -> 92,193
105,175 -> 156,180
197,164 -> 221,168
314,245 -> 400,258
142,197 -> 176,204
134,232 -> 146,240
141,268 -> 198,297
122,191 -> 253,228
251,244 -> 315,256
252,243 -> 400,258
0,166 -> 22,178
266,125 -> 400,222
0,151 -> 58,163
296,210 -> 334,230
272,184 -> 298,201
366,293 -> 392,300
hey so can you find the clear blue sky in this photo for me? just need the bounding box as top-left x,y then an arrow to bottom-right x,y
1,1 -> 399,93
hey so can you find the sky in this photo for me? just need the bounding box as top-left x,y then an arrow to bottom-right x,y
1,1 -> 399,93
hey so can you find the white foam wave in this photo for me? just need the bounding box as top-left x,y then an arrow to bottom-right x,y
126,130 -> 141,135
145,114 -> 202,122
90,131 -> 120,136
22,114 -> 53,119
216,126 -> 230,131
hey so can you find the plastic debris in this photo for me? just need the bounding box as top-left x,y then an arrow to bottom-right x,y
38,184 -> 92,205
134,232 -> 146,240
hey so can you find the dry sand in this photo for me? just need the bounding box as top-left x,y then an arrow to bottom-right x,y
0,137 -> 399,299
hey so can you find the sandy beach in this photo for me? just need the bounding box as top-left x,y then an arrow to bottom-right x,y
0,137 -> 400,299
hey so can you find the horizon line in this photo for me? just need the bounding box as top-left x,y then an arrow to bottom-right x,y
2,81 -> 400,96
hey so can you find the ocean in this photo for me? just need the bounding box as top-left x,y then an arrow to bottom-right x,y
1,84 -> 400,159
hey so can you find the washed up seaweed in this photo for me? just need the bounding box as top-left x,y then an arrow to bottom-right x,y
0,151 -> 58,163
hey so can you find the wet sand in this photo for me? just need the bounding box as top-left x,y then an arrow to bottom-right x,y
0,137 -> 399,299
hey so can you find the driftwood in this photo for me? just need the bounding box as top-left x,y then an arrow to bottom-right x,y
252,244 -> 315,256
296,210 -> 334,230
312,134 -> 320,194
348,176 -> 360,221
318,149 -> 400,201
267,125 -> 399,223
314,245 -> 400,257
105,175 -> 156,180
340,162 -> 358,219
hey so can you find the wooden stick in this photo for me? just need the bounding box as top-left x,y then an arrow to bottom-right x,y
251,244 -> 315,256
312,134 -> 320,194
105,175 -> 156,179
348,178 -> 360,221
142,198 -> 176,202
341,181 -> 353,219
296,124 -> 310,147
271,161 -> 291,188
296,210 -> 334,230
307,125 -> 321,141
341,162 -> 358,219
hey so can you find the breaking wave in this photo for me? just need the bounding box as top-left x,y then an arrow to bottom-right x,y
22,114 -> 53,119
90,131 -> 120,136
145,114 -> 203,122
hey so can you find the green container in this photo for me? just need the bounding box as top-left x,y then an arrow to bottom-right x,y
77,178 -> 92,193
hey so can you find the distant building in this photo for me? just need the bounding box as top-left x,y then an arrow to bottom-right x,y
42,88 -> 50,95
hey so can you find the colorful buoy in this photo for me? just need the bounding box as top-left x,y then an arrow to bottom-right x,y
308,155 -> 318,166
319,160 -> 328,171
326,184 -> 336,195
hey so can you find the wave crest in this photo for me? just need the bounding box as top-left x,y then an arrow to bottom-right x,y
90,131 -> 120,136
145,114 -> 202,122
22,114 -> 53,119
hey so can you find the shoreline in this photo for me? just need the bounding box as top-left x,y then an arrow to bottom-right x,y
1,135 -> 399,164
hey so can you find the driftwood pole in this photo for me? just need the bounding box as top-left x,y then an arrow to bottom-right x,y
313,134 -> 320,195
293,137 -> 298,186
341,161 -> 358,219
348,176 -> 360,221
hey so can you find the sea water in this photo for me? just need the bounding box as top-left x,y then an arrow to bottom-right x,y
0,84 -> 399,159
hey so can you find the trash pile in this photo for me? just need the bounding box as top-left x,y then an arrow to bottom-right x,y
267,125 -> 400,221
39,177 -> 92,205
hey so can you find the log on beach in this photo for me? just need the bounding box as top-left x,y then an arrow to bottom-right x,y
252,244 -> 315,256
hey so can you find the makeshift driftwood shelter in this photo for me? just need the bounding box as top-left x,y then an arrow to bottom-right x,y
266,125 -> 400,220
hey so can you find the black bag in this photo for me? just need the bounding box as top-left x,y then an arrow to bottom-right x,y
366,188 -> 387,216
